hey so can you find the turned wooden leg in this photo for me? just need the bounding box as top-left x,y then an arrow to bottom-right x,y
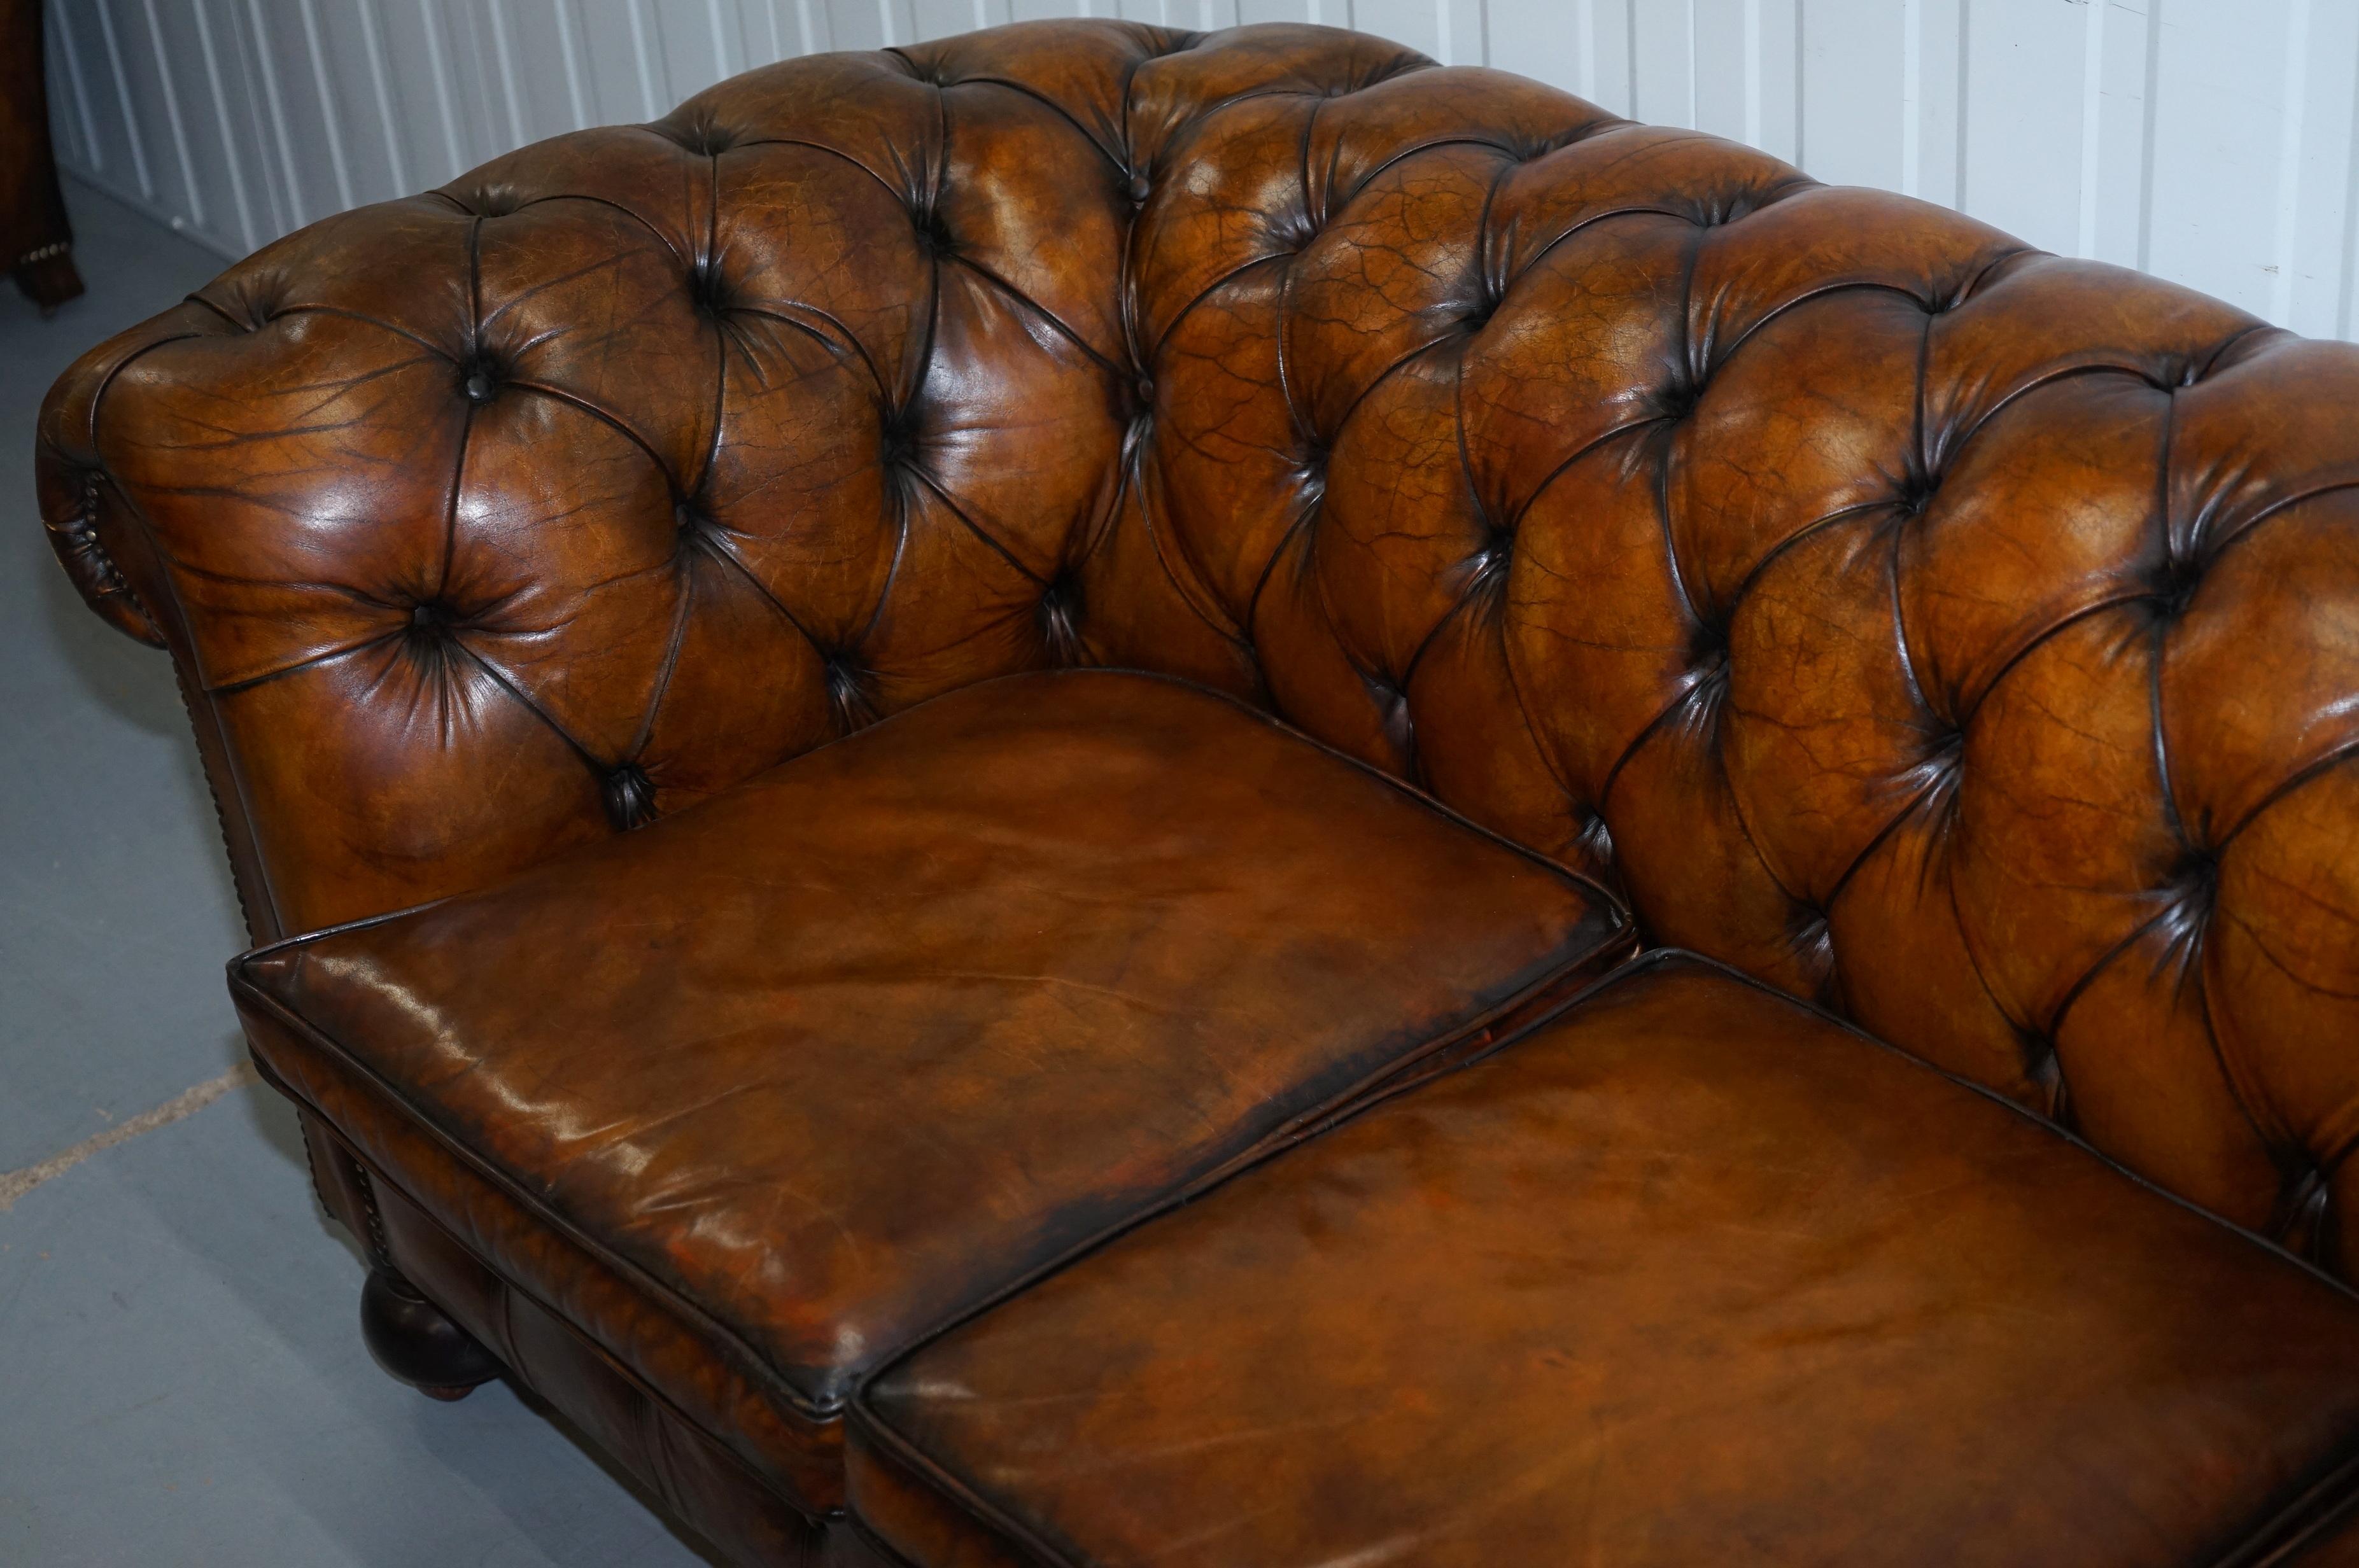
359,1267 -> 501,1401
4,0 -> 86,317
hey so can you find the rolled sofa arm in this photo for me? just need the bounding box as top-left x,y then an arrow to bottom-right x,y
36,307 -> 220,647
27,36 -> 1169,942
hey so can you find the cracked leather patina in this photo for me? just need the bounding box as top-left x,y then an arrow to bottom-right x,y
34,16 -> 2359,1567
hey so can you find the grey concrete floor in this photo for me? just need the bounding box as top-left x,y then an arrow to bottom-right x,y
1,183 -> 721,1566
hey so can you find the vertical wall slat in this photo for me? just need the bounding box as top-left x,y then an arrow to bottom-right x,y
2271,0 -> 2314,323
188,0 -> 259,251
485,1 -> 532,150
1630,0 -> 1691,126
137,0 -> 206,232
354,0 -> 413,190
92,0 -> 158,199
1801,0 -> 1905,193
2297,0 -> 2359,338
1753,0 -> 1798,164
295,0 -> 358,211
1958,0 -> 2084,258
1949,0 -> 1967,207
740,0 -> 780,65
2086,0 -> 2150,270
48,0 -> 102,176
216,1 -> 287,235
42,0 -> 80,171
2338,17 -> 2359,337
1485,0 -> 1577,97
1693,0 -> 1749,144
407,0 -> 472,183
563,1 -> 651,127
2277,0 -> 2359,337
2265,0 -> 2358,337
132,0 -> 240,255
239,0 -> 308,229
2072,0 -> 2106,256
560,1 -> 597,125
2146,0 -> 2296,319
653,1 -> 729,102
915,0 -> 983,40
2135,0 -> 2163,272
708,0 -> 742,77
1742,0 -> 1761,144
1352,0 -> 1439,60
625,0 -> 668,117
96,1 -> 178,218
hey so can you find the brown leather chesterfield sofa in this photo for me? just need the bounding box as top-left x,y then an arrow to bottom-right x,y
36,18 -> 2359,1566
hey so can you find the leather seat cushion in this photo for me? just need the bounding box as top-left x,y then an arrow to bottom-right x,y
851,953 -> 2359,1568
230,668 -> 1628,1514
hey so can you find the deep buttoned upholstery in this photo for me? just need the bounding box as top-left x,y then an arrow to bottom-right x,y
36,17 -> 2359,1567
41,20 -> 2359,1270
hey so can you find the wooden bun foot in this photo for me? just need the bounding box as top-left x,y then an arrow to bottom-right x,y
359,1267 -> 501,1400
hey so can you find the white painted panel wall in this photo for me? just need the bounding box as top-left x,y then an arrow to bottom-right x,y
45,0 -> 2359,339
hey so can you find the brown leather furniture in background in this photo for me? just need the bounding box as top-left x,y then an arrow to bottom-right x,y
34,17 -> 2359,1566
1,0 -> 83,312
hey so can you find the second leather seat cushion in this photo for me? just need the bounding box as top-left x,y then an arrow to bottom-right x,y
230,671 -> 1626,1485
852,953 -> 2359,1568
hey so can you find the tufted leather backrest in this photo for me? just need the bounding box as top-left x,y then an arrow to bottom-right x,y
38,22 -> 2359,1271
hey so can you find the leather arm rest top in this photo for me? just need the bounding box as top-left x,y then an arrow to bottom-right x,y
34,18 -> 2359,1280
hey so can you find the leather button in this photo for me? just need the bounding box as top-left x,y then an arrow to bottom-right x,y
880,410 -> 921,470
824,658 -> 875,729
690,261 -> 727,315
913,206 -> 955,256
1127,172 -> 1152,206
2151,552 -> 2208,615
1038,578 -> 1084,659
402,601 -> 460,657
602,762 -> 655,831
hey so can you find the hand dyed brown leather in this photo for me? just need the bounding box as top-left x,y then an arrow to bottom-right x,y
35,14 -> 2359,1567
230,668 -> 1626,1519
854,955 -> 2359,1568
